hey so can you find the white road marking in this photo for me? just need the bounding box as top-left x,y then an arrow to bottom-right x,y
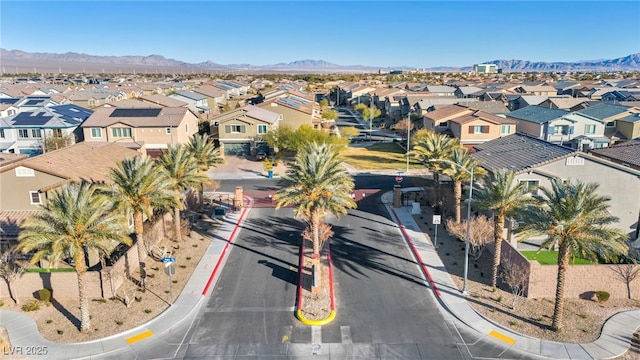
312,326 -> 322,344
340,325 -> 352,344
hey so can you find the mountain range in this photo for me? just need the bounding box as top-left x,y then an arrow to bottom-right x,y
1,49 -> 639,74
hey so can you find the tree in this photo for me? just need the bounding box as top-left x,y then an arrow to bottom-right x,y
0,253 -> 27,304
321,108 -> 337,120
611,262 -> 640,300
410,131 -> 460,210
108,157 -> 179,286
186,134 -> 223,206
500,258 -> 528,309
319,98 -> 329,108
44,133 -> 75,152
473,169 -> 535,288
158,145 -> 210,242
445,215 -> 494,261
441,148 -> 486,223
16,183 -> 131,332
274,142 -> 356,262
518,179 -> 628,331
354,103 -> 381,122
340,126 -> 360,138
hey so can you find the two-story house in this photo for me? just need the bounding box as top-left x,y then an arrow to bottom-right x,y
471,133 -> 640,239
448,110 -> 517,146
576,103 -> 640,142
0,104 -> 93,156
209,105 -> 281,156
80,107 -> 199,158
507,105 -> 608,150
192,85 -> 227,113
258,94 -> 321,130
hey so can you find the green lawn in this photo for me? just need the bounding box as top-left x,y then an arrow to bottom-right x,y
339,143 -> 425,171
520,251 -> 592,265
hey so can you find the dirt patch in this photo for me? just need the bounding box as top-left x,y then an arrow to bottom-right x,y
0,212 -> 221,343
298,241 -> 332,321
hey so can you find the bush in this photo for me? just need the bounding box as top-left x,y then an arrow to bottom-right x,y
38,288 -> 52,303
57,330 -> 64,335
596,291 -> 610,303
22,300 -> 40,312
144,309 -> 152,314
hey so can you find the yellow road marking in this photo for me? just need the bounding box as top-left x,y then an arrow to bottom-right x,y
282,335 -> 289,343
126,330 -> 154,344
489,330 -> 516,345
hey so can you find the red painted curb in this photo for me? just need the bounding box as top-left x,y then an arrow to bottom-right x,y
296,238 -> 336,319
296,238 -> 305,311
390,207 -> 441,297
201,197 -> 251,296
327,242 -> 335,311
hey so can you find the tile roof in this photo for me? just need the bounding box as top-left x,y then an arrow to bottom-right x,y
171,91 -> 207,101
0,152 -> 27,168
4,142 -> 139,185
471,133 -> 575,172
241,105 -> 281,124
589,140 -> 640,169
80,106 -> 188,128
449,110 -> 516,125
618,113 -> 640,123
138,94 -> 188,107
0,210 -> 40,237
576,103 -> 633,120
424,104 -> 472,121
506,105 -> 568,124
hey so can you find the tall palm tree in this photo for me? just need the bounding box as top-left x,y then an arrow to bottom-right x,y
108,156 -> 179,285
158,145 -> 210,242
410,131 -> 460,210
274,142 -> 356,258
518,179 -> 628,331
186,134 -> 224,205
474,169 -> 535,288
441,148 -> 486,223
16,183 -> 131,333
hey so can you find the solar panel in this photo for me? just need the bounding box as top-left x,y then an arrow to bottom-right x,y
12,112 -> 53,126
110,108 -> 162,117
25,99 -> 44,106
0,98 -> 19,105
289,95 -> 310,104
277,98 -> 301,109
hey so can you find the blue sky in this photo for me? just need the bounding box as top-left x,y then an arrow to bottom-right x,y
2,1 -> 639,68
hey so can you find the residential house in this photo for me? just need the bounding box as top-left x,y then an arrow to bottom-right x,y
0,142 -> 139,254
507,105 -> 608,149
168,91 -> 210,118
454,86 -> 483,99
615,113 -> 640,141
192,85 -> 227,113
577,103 -> 640,142
601,90 -> 640,103
423,104 -> 474,132
448,110 -> 517,146
514,85 -> 557,96
0,98 -> 19,118
80,107 -> 199,157
538,97 -> 590,110
258,94 -> 321,129
471,133 -> 640,239
424,85 -> 456,96
209,105 -> 281,156
138,94 -> 189,108
0,104 -> 93,156
590,140 -> 640,171
508,95 -> 548,111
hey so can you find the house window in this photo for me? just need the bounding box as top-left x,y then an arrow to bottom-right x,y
91,128 -> 102,138
7,109 -> 15,116
18,129 -> 29,138
0,129 -> 4,138
15,166 -> 35,177
112,127 -> 132,138
257,124 -> 268,134
469,125 -> 489,134
225,125 -> 246,134
438,121 -> 448,127
31,129 -> 42,138
606,121 -> 616,128
520,180 -> 540,195
166,127 -> 172,135
500,125 -> 511,134
29,191 -> 41,205
584,124 -> 596,134
550,125 -> 573,135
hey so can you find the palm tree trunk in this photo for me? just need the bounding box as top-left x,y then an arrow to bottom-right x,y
311,211 -> 321,256
491,213 -> 506,288
134,211 -> 146,287
76,257 -> 91,333
454,180 -> 462,224
552,243 -> 570,331
8,281 -> 19,305
174,207 -> 182,242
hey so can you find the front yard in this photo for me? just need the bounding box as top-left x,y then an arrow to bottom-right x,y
338,143 -> 424,170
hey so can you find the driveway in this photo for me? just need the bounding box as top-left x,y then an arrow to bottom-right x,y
210,156 -> 289,180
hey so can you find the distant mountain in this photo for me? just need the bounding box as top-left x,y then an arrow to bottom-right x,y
1,49 -> 639,74
486,53 -> 640,72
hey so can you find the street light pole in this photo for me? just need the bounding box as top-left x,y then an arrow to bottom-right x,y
369,95 -> 373,141
428,158 -> 474,295
406,111 -> 411,173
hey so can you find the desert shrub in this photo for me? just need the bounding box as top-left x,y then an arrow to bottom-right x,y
115,320 -> 123,326
596,291 -> 610,303
38,288 -> 52,303
0,299 -> 4,307
144,309 -> 152,314
57,330 -> 64,335
92,298 -> 107,303
22,300 -> 40,312
46,319 -> 53,324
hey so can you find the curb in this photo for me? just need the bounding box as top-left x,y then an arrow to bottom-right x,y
295,240 -> 336,326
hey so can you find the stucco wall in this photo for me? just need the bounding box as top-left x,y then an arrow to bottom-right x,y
0,168 -> 64,211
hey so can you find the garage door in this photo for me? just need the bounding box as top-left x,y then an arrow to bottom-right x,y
223,143 -> 251,156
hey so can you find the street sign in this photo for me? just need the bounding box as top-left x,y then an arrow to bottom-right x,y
395,176 -> 403,183
161,257 -> 176,263
164,264 -> 176,276
432,215 -> 441,225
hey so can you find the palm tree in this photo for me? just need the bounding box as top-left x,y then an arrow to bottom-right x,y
16,183 -> 131,333
158,145 -> 210,242
410,131 -> 460,210
108,156 -> 179,285
274,142 -> 356,258
518,179 -> 628,331
474,169 -> 535,288
441,148 -> 486,224
186,134 -> 224,206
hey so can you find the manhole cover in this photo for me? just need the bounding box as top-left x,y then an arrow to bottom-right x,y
311,343 -> 321,355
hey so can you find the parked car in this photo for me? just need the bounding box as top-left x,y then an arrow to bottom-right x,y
349,135 -> 367,143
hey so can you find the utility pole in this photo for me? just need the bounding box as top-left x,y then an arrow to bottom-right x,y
406,111 -> 411,172
369,94 -> 374,141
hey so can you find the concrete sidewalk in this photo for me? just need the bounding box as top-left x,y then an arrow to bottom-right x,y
382,188 -> 640,360
0,203 -> 250,360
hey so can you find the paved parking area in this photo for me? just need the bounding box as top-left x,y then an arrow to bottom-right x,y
209,155 -> 289,179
